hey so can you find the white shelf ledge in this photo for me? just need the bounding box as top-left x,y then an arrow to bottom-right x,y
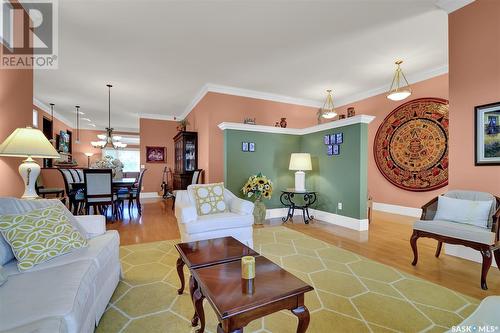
218,115 -> 375,135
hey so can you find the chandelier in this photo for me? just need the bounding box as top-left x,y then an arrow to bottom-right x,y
91,84 -> 127,149
387,60 -> 412,101
318,89 -> 337,119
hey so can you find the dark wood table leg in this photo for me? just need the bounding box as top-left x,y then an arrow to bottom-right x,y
189,275 -> 199,327
176,256 -> 185,294
291,305 -> 310,333
194,285 -> 206,333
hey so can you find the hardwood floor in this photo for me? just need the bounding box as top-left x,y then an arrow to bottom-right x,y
107,198 -> 499,299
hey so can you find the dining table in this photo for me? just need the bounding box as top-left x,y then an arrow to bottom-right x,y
71,177 -> 137,191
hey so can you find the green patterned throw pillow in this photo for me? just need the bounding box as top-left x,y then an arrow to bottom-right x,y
191,183 -> 228,216
0,205 -> 88,271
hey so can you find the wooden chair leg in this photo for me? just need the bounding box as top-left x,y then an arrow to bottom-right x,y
435,241 -> 443,258
494,249 -> 500,271
480,249 -> 493,290
410,230 -> 419,266
128,197 -> 132,217
136,197 -> 142,215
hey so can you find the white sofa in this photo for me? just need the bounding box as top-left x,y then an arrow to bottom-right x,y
175,185 -> 255,248
0,198 -> 121,333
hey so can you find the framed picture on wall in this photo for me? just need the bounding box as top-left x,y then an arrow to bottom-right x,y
327,145 -> 333,156
323,135 -> 330,145
475,102 -> 500,165
146,146 -> 166,163
333,144 -> 340,155
335,133 -> 343,144
242,142 -> 249,152
249,142 -> 255,152
329,134 -> 336,144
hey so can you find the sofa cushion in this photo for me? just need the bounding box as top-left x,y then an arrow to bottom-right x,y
0,205 -> 88,271
0,259 -> 97,332
444,190 -> 497,228
190,183 -> 228,216
434,195 -> 493,228
0,198 -> 87,265
413,220 -> 495,245
183,212 -> 253,234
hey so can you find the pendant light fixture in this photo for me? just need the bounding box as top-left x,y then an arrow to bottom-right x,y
91,84 -> 127,149
387,60 -> 412,101
75,105 -> 80,144
319,89 -> 337,119
49,103 -> 55,143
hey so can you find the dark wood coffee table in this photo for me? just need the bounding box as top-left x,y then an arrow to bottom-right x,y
190,256 -> 314,333
174,237 -> 258,295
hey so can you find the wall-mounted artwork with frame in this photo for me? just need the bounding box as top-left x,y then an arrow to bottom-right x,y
333,144 -> 340,155
323,135 -> 330,145
327,145 -> 333,156
329,134 -> 336,144
249,142 -> 255,152
242,142 -> 249,152
475,102 -> 500,165
335,133 -> 343,144
146,146 -> 166,163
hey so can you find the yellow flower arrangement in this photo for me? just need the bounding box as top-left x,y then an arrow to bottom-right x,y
241,173 -> 273,200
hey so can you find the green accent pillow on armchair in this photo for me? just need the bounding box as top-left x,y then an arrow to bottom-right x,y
0,205 -> 88,271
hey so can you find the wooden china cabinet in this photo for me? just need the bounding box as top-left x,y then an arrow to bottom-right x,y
173,131 -> 198,190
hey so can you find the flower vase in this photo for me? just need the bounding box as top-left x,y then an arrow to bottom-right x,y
253,197 -> 266,225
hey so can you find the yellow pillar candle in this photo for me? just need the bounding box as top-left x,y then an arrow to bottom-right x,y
241,256 -> 255,280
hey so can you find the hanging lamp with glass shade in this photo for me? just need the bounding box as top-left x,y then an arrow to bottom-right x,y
387,60 -> 412,101
49,103 -> 55,143
319,89 -> 337,119
91,84 -> 127,149
75,105 -> 80,144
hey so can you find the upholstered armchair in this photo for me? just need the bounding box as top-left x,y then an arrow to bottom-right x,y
410,190 -> 500,290
174,185 -> 255,248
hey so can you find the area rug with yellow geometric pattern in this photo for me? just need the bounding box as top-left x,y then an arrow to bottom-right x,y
96,226 -> 478,333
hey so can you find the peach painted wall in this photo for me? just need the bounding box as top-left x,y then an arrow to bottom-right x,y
335,74 -> 449,208
448,0 -> 500,196
139,118 -> 178,193
0,68 -> 33,197
186,92 -> 319,183
0,8 -> 34,197
184,78 -> 448,209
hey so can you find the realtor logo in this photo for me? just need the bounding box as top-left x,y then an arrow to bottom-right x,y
0,0 -> 58,69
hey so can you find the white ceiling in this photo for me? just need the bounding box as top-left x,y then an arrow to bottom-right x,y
34,0 -> 449,132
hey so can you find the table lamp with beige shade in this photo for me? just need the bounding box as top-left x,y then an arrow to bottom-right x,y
0,127 -> 60,199
289,153 -> 312,192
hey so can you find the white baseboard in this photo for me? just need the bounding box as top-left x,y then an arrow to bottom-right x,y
266,208 -> 368,231
445,244 -> 498,267
372,202 -> 422,218
140,192 -> 160,199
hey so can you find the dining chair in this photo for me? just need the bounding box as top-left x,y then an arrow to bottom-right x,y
58,168 -> 85,215
35,175 -> 65,201
171,169 -> 203,210
118,169 -> 147,216
83,169 -> 121,221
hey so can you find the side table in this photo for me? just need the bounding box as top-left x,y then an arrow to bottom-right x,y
280,189 -> 317,224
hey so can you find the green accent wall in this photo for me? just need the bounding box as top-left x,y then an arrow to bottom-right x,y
223,123 -> 368,220
224,130 -> 301,208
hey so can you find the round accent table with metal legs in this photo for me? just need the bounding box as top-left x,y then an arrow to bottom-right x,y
279,189 -> 317,224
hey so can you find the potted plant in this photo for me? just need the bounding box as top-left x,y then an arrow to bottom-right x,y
241,173 -> 273,225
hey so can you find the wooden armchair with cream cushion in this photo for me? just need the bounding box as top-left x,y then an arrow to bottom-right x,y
174,183 -> 255,248
410,190 -> 500,290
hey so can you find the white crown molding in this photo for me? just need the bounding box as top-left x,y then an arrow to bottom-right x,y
139,113 -> 177,121
218,114 -> 375,135
435,0 -> 475,13
33,98 -> 73,128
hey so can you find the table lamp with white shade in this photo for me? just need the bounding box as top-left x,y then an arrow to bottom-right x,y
0,127 -> 60,199
289,153 -> 312,192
